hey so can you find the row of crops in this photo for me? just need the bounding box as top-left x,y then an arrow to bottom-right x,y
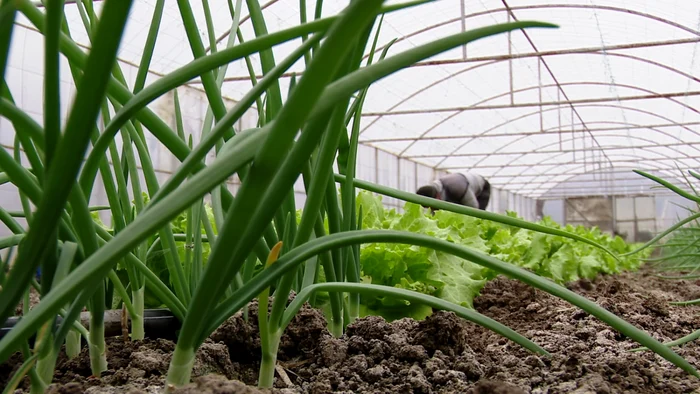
123,190 -> 651,324
0,1 -> 697,392
352,192 -> 651,320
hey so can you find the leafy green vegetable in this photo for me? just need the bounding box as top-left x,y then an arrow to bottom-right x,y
355,193 -> 490,319
91,189 -> 648,317
353,191 -> 650,320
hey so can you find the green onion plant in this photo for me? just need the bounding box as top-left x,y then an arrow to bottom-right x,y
0,1 -> 697,392
625,169 -> 700,352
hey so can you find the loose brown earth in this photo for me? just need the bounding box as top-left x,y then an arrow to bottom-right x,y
3,266 -> 700,393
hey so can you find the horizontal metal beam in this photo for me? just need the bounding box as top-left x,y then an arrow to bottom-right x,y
395,37 -> 700,67
203,0 -> 279,53
439,157 -> 700,171
497,183 -> 692,192
360,121 -> 700,143
518,190 -> 685,199
32,0 -> 91,6
499,183 -> 689,190
515,181 -> 689,191
498,176 -> 693,187
510,191 -> 681,199
404,141 -> 700,159
365,3 -> 700,60
471,165 -> 700,179
202,37 -> 700,84
361,90 -> 700,117
535,191 -> 690,200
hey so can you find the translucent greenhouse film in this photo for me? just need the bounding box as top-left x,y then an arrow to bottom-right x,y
2,1 -> 700,392
3,0 -> 698,238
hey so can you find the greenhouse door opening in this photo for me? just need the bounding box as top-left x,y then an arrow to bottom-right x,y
563,196 -> 657,243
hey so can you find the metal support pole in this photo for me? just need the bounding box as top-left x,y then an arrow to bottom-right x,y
633,198 -> 639,242
362,122 -> 700,142
460,0 -> 467,60
374,147 -> 379,184
611,195 -> 617,234
508,12 -> 514,105
414,161 -> 418,192
571,108 -> 575,162
397,158 -> 402,192
558,89 -> 562,150
360,90 -> 700,116
538,59 -> 543,132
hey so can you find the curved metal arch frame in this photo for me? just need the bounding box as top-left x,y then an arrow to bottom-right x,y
364,3 -> 700,61
505,140 -> 689,173
439,133 -> 690,171
409,120 -> 699,160
366,53 -> 700,120
397,81 -> 700,158
495,151 -> 693,193
441,132 -> 699,195
203,1 -> 700,199
205,0 -> 281,53
424,103 -> 700,170
466,133 -> 696,177
467,103 -> 700,169
361,51 -> 700,160
503,169 -> 688,199
410,103 -> 700,172
517,162 -> 694,198
465,117 -> 699,169
360,60 -> 507,148
491,148 -> 681,183
361,16 -> 700,135
529,164 -> 693,189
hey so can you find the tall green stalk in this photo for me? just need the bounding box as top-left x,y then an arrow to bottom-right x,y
6,3 -> 694,392
0,0 -> 17,81
32,241 -> 77,393
0,0 -> 135,325
165,4 -> 389,384
256,242 -> 284,388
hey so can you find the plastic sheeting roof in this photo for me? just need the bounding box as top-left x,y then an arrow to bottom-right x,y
51,0 -> 700,198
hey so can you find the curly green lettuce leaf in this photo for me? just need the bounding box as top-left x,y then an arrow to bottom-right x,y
355,192 -> 492,318
309,191 -> 648,322
425,250 -> 488,308
542,243 -> 579,283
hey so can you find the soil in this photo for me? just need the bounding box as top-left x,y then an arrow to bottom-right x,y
14,287 -> 41,316
2,266 -> 700,393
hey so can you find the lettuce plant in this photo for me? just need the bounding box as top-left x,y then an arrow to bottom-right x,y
350,191 -> 650,321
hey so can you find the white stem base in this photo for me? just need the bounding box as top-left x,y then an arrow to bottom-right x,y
131,287 -> 145,340
89,317 -> 107,376
31,347 -> 57,394
329,316 -> 343,338
66,330 -> 81,359
258,332 -> 281,388
164,346 -> 196,392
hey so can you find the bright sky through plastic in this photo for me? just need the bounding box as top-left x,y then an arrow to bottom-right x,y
15,0 -> 700,198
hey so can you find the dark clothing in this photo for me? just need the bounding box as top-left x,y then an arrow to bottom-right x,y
432,172 -> 490,210
436,173 -> 470,204
477,179 -> 491,210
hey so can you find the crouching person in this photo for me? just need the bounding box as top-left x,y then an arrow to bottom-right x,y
416,172 -> 490,212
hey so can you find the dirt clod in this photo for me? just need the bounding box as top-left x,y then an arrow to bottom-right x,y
3,266 -> 700,393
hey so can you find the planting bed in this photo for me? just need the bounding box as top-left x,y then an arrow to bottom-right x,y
3,266 -> 699,393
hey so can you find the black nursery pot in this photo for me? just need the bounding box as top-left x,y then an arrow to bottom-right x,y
1,308 -> 181,345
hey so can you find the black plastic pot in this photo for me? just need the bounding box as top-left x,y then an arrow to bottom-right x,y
1,308 -> 181,343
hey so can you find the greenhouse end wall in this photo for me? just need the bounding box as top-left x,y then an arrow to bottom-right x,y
541,194 -> 695,242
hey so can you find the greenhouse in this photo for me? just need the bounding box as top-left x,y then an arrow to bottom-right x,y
0,0 -> 699,392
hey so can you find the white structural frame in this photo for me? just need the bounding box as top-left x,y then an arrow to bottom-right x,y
16,0 -> 700,208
